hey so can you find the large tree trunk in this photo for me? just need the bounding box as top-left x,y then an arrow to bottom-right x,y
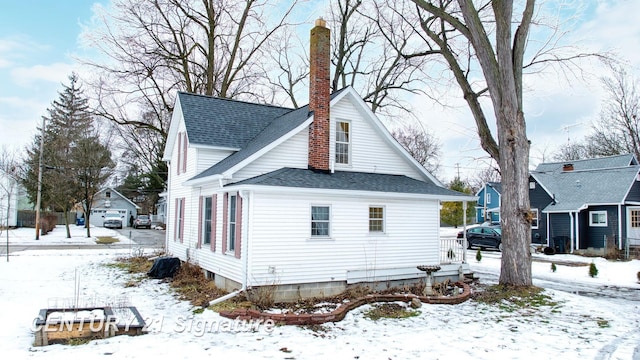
497,110 -> 532,286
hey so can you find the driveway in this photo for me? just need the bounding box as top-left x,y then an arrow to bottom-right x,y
114,227 -> 165,248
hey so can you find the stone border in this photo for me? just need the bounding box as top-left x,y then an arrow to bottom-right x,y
219,281 -> 471,326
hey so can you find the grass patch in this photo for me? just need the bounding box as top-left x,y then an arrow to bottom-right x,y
364,303 -> 420,321
108,256 -> 154,274
95,236 -> 119,244
473,285 -> 560,312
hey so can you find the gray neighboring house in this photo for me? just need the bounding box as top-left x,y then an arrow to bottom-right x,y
529,154 -> 640,254
89,187 -> 140,228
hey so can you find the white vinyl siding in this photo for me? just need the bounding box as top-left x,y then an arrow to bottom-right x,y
247,191 -> 439,286
234,130 -> 308,180
330,99 -> 425,180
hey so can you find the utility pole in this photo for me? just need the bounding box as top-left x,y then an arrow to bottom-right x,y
35,116 -> 45,240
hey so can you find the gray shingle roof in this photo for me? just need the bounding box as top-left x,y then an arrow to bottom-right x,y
534,154 -> 637,173
228,167 -> 471,198
191,105 -> 311,180
178,92 -> 293,149
532,165 -> 640,212
487,182 -> 502,194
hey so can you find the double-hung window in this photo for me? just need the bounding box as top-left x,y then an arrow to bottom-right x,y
369,206 -> 384,232
335,121 -> 350,165
530,208 -> 539,229
228,194 -> 237,251
203,197 -> 212,245
311,206 -> 330,237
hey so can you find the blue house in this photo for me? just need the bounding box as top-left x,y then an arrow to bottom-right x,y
475,182 -> 501,224
529,154 -> 640,254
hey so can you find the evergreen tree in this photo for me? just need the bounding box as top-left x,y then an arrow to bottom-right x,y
440,177 -> 475,227
21,73 -> 114,237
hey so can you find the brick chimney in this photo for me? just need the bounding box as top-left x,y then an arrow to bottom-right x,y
562,163 -> 574,172
308,18 -> 330,172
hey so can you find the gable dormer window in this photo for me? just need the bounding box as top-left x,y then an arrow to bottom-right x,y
335,121 -> 350,165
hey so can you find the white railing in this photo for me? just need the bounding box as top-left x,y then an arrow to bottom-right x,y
440,237 -> 466,264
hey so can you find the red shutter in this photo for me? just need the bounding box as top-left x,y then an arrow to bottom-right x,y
197,196 -> 203,248
234,195 -> 242,259
182,133 -> 187,173
173,198 -> 178,241
222,193 -> 228,254
179,197 -> 185,243
177,132 -> 182,175
211,194 -> 217,252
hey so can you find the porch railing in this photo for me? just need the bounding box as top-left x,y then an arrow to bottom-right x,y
440,237 -> 466,264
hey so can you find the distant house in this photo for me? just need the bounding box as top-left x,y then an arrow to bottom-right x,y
475,182 -> 501,224
162,19 -> 476,301
89,187 -> 140,228
529,154 -> 640,254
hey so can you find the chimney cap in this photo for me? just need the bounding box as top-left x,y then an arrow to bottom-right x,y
315,17 -> 326,27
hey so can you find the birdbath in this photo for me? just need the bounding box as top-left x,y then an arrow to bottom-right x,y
417,265 -> 441,296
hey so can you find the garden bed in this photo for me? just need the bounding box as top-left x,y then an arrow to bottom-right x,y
219,281 -> 471,326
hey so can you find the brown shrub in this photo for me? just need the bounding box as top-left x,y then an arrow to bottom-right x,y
171,262 -> 227,307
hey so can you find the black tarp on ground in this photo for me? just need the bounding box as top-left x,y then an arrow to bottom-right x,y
147,257 -> 181,279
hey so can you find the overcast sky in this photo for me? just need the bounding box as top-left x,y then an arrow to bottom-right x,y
1,0 -> 639,183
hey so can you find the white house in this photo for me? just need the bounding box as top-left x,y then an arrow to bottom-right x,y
89,187 -> 140,228
163,19 -> 476,301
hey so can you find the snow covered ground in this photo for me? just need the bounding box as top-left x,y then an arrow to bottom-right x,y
0,226 -> 639,359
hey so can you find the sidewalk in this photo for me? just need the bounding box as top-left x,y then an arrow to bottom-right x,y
1,225 -> 135,246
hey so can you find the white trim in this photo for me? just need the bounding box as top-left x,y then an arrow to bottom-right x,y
223,183 -> 478,202
589,210 -> 607,227
310,204 -> 331,238
530,208 -> 539,229
332,87 -> 444,186
368,205 -> 385,233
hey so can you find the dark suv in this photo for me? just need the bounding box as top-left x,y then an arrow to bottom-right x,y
133,215 -> 152,229
457,225 -> 502,251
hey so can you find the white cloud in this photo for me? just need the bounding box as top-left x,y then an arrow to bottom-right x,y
10,62 -> 76,87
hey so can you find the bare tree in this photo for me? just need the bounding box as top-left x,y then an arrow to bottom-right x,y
81,0 -> 301,187
585,65 -> 640,159
468,162 -> 501,194
391,125 -> 441,175
0,147 -> 20,237
404,0 -> 535,286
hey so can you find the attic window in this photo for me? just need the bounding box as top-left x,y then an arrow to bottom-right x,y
106,191 -> 111,198
529,181 -> 536,189
335,121 -> 350,165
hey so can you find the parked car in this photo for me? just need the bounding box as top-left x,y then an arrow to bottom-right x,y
457,225 -> 502,251
103,213 -> 123,229
133,215 -> 152,229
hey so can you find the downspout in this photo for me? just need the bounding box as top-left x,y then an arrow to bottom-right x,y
618,204 -> 623,250
569,212 -> 574,253
208,189 -> 251,306
546,212 -> 550,247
